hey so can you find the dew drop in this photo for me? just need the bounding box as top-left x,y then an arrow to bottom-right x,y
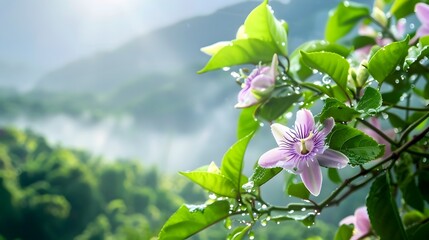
312,69 -> 319,74
423,158 -> 427,163
344,1 -> 350,7
285,112 -> 293,119
261,204 -> 268,210
222,67 -> 230,71
322,75 -> 332,84
261,220 -> 267,227
259,122 -> 265,127
410,23 -> 415,29
209,194 -> 217,200
281,42 -> 286,46
249,231 -> 255,240
395,65 -> 401,71
288,210 -> 295,214
395,79 -> 400,84
301,207 -> 306,211
230,71 -> 240,78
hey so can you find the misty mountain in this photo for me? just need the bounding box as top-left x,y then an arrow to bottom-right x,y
35,0 -> 354,94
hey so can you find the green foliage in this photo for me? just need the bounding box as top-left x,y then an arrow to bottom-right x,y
319,98 -> 360,122
325,1 -> 370,42
327,124 -> 384,165
199,0 -> 287,73
300,51 -> 350,100
289,40 -> 350,81
368,38 -> 409,84
334,224 -> 353,240
158,200 -> 230,239
356,87 -> 382,113
366,174 -> 408,240
0,127 -> 203,239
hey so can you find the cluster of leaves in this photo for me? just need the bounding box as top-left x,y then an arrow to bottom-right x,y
0,127 -> 207,240
160,0 -> 429,239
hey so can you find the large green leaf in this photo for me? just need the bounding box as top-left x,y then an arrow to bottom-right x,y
227,225 -> 252,240
390,0 -> 420,19
300,51 -> 350,99
249,166 -> 282,187
366,174 -> 408,240
198,38 -> 277,73
327,124 -> 384,165
237,106 -> 259,140
158,200 -> 231,239
221,133 -> 254,192
180,171 -> 238,198
400,175 -> 425,212
325,1 -> 370,42
319,98 -> 360,122
255,88 -> 301,122
289,40 -> 350,80
243,0 -> 288,55
199,0 -> 287,73
356,87 -> 382,113
368,38 -> 409,84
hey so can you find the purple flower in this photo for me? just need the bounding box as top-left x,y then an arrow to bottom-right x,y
258,109 -> 349,196
234,54 -> 278,109
412,3 -> 429,43
340,206 -> 371,240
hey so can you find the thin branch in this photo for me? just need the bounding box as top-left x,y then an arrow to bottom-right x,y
383,103 -> 429,112
357,118 -> 398,146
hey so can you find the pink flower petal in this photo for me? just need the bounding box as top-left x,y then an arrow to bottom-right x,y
354,207 -> 371,235
271,123 -> 293,146
317,117 -> 335,139
258,148 -> 285,168
339,216 -> 355,226
416,3 -> 429,25
316,149 -> 348,169
295,109 -> 315,138
299,160 -> 322,196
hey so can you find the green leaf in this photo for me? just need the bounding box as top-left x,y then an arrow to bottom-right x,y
366,174 -> 408,240
159,200 -> 231,239
198,38 -> 277,73
249,166 -> 282,187
418,170 -> 429,203
300,51 -> 350,99
237,106 -> 259,140
319,98 -> 360,122
180,171 -> 238,198
289,40 -> 350,80
287,182 -> 310,200
390,0 -> 420,19
198,0 -> 288,73
368,38 -> 409,84
221,133 -> 254,192
356,87 -> 382,113
227,225 -> 252,240
255,88 -> 301,121
243,0 -> 288,56
334,224 -> 354,240
400,175 -> 425,212
327,124 -> 384,165
325,1 -> 370,42
409,221 -> 429,240
351,35 -> 377,49
328,168 -> 342,184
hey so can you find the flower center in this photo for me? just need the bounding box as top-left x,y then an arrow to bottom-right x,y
299,132 -> 314,155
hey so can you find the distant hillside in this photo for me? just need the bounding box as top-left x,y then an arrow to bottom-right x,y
35,0 -> 359,94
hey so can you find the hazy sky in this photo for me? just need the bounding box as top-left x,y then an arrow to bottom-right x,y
0,0 -> 286,71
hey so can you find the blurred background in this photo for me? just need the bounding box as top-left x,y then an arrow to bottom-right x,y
0,0 -> 371,239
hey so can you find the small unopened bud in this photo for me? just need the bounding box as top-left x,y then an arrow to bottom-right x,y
371,7 -> 388,27
357,60 -> 369,87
